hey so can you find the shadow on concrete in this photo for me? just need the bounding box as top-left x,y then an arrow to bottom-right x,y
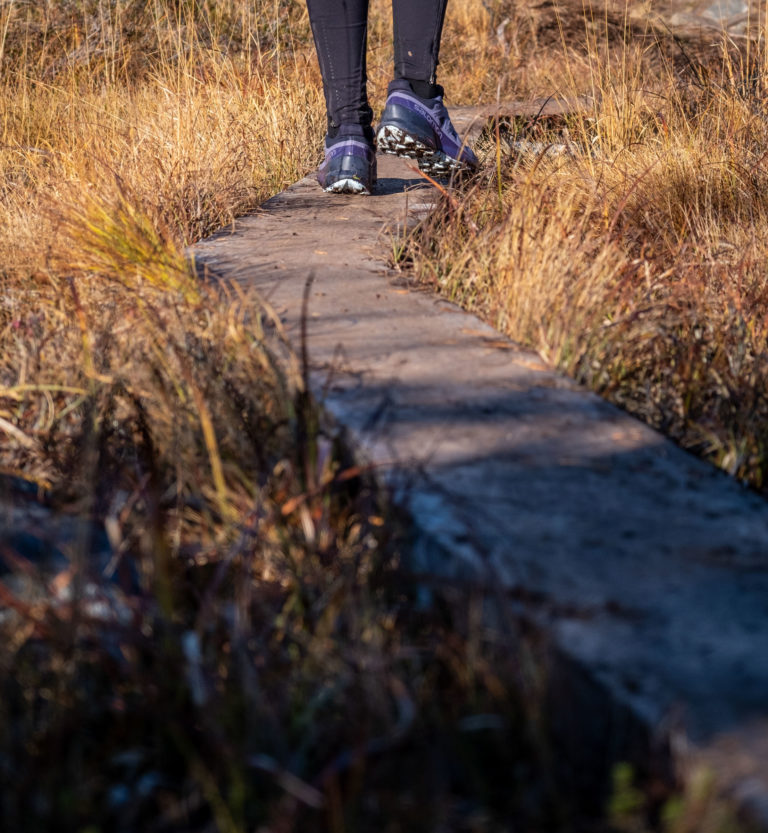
313,377 -> 768,748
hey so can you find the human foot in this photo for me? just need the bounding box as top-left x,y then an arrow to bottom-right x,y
376,80 -> 478,176
316,126 -> 377,195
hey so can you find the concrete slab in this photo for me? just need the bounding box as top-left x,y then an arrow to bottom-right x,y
193,150 -> 768,821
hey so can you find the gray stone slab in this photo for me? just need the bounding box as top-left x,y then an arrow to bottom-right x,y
194,151 -> 768,818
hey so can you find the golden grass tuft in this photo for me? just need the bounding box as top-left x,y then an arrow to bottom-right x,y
0,0 -> 325,505
410,0 -> 768,489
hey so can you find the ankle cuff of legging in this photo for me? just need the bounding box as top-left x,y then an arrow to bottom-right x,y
327,122 -> 375,143
399,78 -> 444,100
327,113 -> 374,140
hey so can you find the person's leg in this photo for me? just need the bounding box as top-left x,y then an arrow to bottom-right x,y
377,0 -> 477,175
306,0 -> 373,132
306,0 -> 376,193
392,0 -> 448,99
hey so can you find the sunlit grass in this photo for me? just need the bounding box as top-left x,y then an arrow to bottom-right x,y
0,2 -> 588,831
409,0 -> 768,489
0,0 -> 327,526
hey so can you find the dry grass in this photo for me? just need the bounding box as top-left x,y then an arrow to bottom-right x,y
0,3 -> 605,831
0,0 -> 326,500
409,0 -> 768,489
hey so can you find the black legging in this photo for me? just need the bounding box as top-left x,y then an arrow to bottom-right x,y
306,0 -> 449,130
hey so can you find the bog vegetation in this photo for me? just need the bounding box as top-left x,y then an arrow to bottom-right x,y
0,0 -> 758,830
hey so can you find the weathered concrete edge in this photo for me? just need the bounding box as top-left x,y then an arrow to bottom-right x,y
313,386 -> 768,828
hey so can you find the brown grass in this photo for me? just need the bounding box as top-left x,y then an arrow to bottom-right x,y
0,3 -> 594,831
409,0 -> 768,489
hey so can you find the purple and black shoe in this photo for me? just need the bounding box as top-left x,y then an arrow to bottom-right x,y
376,80 -> 478,176
316,126 -> 377,195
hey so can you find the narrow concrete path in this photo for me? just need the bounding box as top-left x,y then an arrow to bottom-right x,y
194,148 -> 768,820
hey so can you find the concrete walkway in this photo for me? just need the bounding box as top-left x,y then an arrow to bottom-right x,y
194,146 -> 768,822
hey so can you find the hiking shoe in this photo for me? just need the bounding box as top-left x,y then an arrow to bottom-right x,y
316,128 -> 377,195
376,80 -> 478,176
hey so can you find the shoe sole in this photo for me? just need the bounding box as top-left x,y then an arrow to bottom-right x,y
376,124 -> 464,176
323,177 -> 371,195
